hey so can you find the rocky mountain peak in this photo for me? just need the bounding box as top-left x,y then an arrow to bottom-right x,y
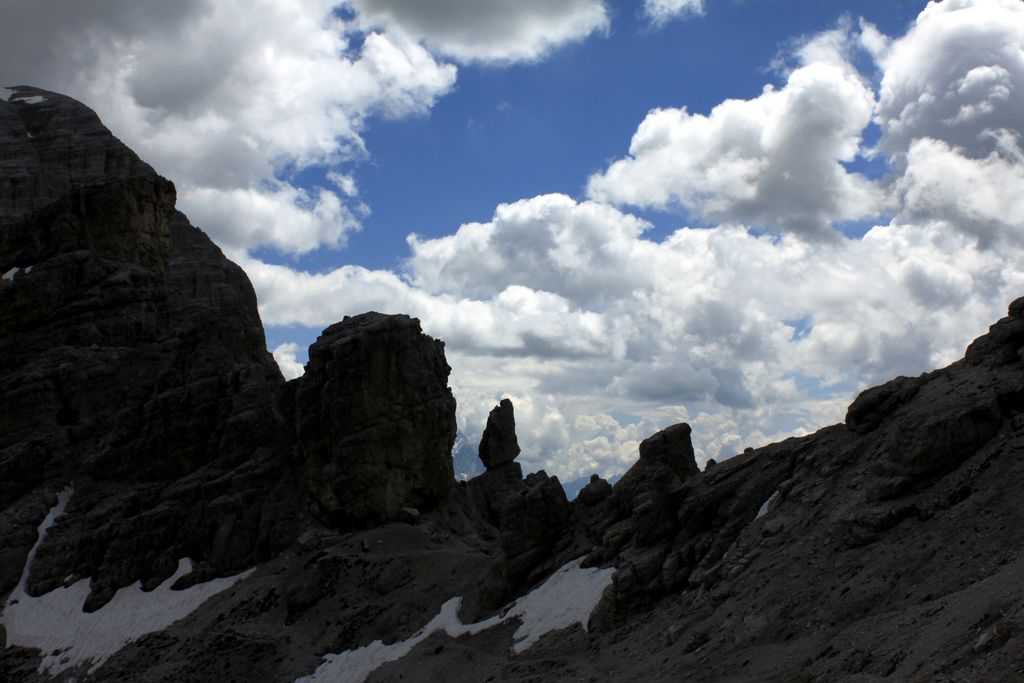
3,89 -> 1024,683
0,86 -> 155,222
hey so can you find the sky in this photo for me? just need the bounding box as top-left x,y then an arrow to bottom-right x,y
2,0 -> 1023,483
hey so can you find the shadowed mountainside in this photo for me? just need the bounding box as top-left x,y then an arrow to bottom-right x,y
2,87 -> 1023,683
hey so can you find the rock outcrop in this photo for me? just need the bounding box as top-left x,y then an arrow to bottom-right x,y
478,398 -> 520,468
0,88 -> 459,615
576,474 -> 612,505
456,399 -> 573,606
285,312 -> 457,526
0,87 -> 301,610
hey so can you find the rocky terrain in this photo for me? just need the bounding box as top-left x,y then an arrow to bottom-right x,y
1,87 -> 1023,683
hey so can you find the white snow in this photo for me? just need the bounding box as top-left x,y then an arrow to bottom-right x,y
755,490 -> 780,520
296,557 -> 615,683
2,267 -> 19,281
296,598 -> 503,683
504,557 -> 615,653
1,488 -> 254,676
0,87 -> 13,102
15,95 -> 46,105
25,265 -> 33,274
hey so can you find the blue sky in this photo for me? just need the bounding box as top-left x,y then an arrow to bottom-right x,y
288,0 -> 925,273
3,0 -> 1022,480
262,0 -> 929,359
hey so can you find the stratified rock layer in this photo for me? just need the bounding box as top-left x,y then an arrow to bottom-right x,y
287,312 -> 457,526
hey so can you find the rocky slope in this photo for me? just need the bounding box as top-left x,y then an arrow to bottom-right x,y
2,87 -> 1023,683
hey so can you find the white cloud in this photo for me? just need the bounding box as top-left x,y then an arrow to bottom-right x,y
246,189 -> 1022,480
874,0 -> 1024,160
169,0 -> 1024,483
246,6 -> 1024,481
586,37 -> 883,240
347,0 -> 609,64
184,184 -> 365,255
272,342 -> 307,380
406,194 -> 653,307
894,135 -> 1024,246
643,0 -> 706,27
0,0 -> 456,255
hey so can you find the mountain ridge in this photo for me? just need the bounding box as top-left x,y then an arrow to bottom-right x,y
1,86 -> 1023,682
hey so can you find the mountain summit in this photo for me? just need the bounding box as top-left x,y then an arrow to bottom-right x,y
2,87 -> 1023,682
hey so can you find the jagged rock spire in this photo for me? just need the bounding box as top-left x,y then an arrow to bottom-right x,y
478,398 -> 521,469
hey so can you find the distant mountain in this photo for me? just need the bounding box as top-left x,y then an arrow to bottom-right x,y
3,87 -> 1024,683
452,430 -> 484,481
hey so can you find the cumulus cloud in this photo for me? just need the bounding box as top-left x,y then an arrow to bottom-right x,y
406,194 -> 653,307
244,189 -> 1022,479
4,0 -> 1021,485
894,135 -> 1024,246
643,0 -> 706,27
272,343 -> 307,380
243,0 -> 1024,478
220,0 -> 1024,482
348,0 -> 609,64
587,29 -> 884,240
874,0 -> 1024,160
0,0 -> 458,255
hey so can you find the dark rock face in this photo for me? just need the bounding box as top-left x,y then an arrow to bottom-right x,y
0,88 -> 292,608
573,298 -> 1024,681
458,398 -> 572,606
478,398 -> 520,469
576,474 -> 612,505
637,422 -> 699,479
286,312 -> 457,526
465,462 -> 572,607
0,87 -> 155,221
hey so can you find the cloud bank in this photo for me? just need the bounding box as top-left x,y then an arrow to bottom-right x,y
243,0 -> 1024,480
3,0 -> 1022,483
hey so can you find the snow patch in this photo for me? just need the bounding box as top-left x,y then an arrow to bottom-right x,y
25,265 -> 33,274
0,87 -> 13,102
297,557 -> 615,683
2,267 -> 19,281
14,95 -> 46,105
296,598 -> 503,683
505,557 -> 615,653
755,490 -> 780,520
1,488 -> 254,676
